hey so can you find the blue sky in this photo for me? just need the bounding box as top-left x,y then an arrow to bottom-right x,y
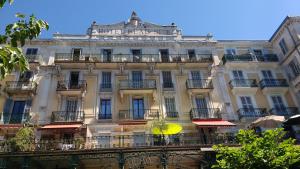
1,0 -> 299,40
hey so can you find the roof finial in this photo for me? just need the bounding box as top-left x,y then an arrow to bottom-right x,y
129,11 -> 141,26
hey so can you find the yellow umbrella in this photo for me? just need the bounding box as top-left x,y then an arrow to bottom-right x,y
152,123 -> 182,135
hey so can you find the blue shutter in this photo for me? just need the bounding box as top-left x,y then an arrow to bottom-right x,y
3,98 -> 13,123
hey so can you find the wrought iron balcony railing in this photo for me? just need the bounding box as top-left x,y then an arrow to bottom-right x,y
51,111 -> 84,123
56,80 -> 87,91
0,133 -> 238,152
98,113 -> 112,120
25,54 -> 41,63
190,108 -> 221,120
5,81 -> 37,93
259,79 -> 289,88
186,79 -> 213,89
222,54 -> 278,64
119,109 -> 159,120
162,82 -> 174,90
54,53 -> 213,63
166,111 -> 179,118
269,107 -> 299,117
237,108 -> 267,119
119,80 -> 156,90
100,83 -> 112,92
229,79 -> 258,88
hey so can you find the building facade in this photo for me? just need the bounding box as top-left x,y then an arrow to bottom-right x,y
0,12 -> 299,169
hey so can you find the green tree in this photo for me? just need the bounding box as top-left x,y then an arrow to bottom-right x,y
9,126 -> 35,151
0,0 -> 48,79
212,128 -> 300,169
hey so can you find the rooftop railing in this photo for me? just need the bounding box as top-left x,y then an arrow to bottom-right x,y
51,111 -> 84,123
229,79 -> 258,88
222,54 -> 278,64
259,79 -> 289,89
119,80 -> 156,90
190,108 -> 221,120
54,53 -> 213,63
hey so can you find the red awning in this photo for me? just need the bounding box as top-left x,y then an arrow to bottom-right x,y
0,124 -> 23,129
192,120 -> 236,128
40,124 -> 82,129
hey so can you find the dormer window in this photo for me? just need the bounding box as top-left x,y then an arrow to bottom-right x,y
26,48 -> 38,55
72,48 -> 81,61
225,48 -> 236,55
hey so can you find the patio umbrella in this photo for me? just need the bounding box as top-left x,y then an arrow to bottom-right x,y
152,123 -> 182,135
283,114 -> 300,125
250,115 -> 285,128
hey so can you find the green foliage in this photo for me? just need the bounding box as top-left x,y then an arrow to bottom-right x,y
212,128 -> 300,169
9,127 -> 35,151
0,0 -> 49,79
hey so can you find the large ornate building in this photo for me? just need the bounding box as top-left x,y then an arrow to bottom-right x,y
0,12 -> 299,169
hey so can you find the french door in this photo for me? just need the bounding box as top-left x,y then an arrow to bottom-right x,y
132,71 -> 143,88
133,99 -> 144,119
191,71 -> 202,88
10,101 -> 26,124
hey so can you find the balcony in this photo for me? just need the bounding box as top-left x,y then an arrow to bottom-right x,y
56,80 -> 87,95
222,54 -> 279,68
186,79 -> 213,95
51,111 -> 84,123
259,79 -> 289,94
55,53 -> 96,62
237,108 -> 267,120
25,54 -> 41,63
229,79 -> 258,95
5,81 -> 37,96
99,83 -> 112,92
162,82 -> 175,91
118,109 -> 159,123
269,107 -> 299,117
190,108 -> 221,120
119,80 -> 156,97
166,111 -> 179,118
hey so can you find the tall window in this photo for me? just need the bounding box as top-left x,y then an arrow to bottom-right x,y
102,49 -> 112,62
188,49 -> 196,61
72,48 -> 81,61
132,49 -> 142,62
70,71 -> 80,88
132,71 -> 143,88
165,97 -> 177,117
240,96 -> 254,111
132,98 -> 144,119
271,96 -> 285,109
159,49 -> 169,62
19,71 -> 33,82
279,39 -> 288,55
232,70 -> 246,86
101,72 -> 112,90
96,135 -> 111,148
3,99 -> 31,124
26,48 -> 38,55
133,132 -> 145,146
162,71 -> 173,88
99,99 -> 111,119
191,71 -> 202,88
289,59 -> 300,77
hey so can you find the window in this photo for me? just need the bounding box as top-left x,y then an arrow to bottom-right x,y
191,71 -> 202,88
225,48 -> 236,55
279,39 -> 288,55
195,97 -> 208,118
165,97 -> 177,117
132,71 -> 143,88
232,70 -> 244,79
72,48 -> 81,61
99,99 -> 111,119
66,99 -> 77,112
240,96 -> 254,110
132,98 -> 144,119
101,72 -> 112,90
162,71 -> 173,88
102,49 -> 112,62
188,49 -> 196,61
253,49 -> 263,56
289,59 -> 300,77
261,70 -> 273,79
271,95 -> 285,109
159,49 -> 169,62
19,71 -> 33,82
132,49 -> 142,62
3,99 -> 31,124
26,48 -> 38,55
70,71 -> 79,88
